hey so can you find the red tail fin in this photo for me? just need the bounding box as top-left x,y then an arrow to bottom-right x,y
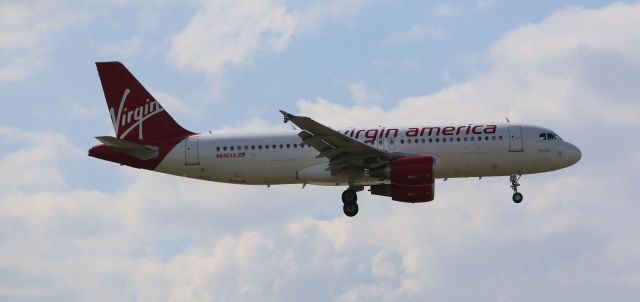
96,62 -> 194,142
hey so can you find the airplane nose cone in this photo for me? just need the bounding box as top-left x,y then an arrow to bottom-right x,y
566,143 -> 582,166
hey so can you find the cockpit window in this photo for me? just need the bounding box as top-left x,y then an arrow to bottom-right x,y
540,132 -> 562,141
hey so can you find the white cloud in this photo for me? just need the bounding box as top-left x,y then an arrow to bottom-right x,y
0,0 -> 85,83
168,0 -> 370,81
209,117 -> 287,135
301,3 -> 640,128
150,90 -> 198,117
169,0 -> 296,77
102,36 -> 143,57
383,25 -> 446,45
348,82 -> 380,105
67,104 -> 103,119
0,125 -> 82,194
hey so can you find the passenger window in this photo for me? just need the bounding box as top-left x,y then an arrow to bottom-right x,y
251,145 -> 255,150
471,137 -> 475,141
378,139 -> 383,145
223,146 -> 227,151
265,145 -> 269,150
485,136 -> 489,141
293,144 -> 297,148
279,144 -> 283,149
499,136 -> 503,140
258,145 -> 262,150
436,138 -> 440,143
422,138 -> 426,143
457,137 -> 461,142
450,138 -> 453,142
216,147 -> 220,151
272,145 -> 276,149
429,138 -> 433,143
492,136 -> 496,141
407,139 -> 411,144
464,137 -> 468,142
244,146 -> 248,150
400,139 -> 405,144
390,139 -> 394,145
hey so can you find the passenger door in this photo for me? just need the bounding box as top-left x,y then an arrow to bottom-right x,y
508,126 -> 524,152
185,135 -> 200,165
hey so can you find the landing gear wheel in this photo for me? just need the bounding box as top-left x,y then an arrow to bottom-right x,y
341,189 -> 358,204
341,189 -> 359,217
509,174 -> 523,204
512,192 -> 523,203
343,202 -> 359,217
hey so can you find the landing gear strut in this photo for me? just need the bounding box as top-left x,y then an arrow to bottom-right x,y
510,174 -> 523,203
342,188 -> 359,217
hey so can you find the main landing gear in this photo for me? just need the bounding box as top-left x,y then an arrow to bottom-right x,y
510,174 -> 524,203
342,187 -> 360,217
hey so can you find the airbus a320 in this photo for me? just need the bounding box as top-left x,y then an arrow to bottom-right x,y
89,62 -> 582,217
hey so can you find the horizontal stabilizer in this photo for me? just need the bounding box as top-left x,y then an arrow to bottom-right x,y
95,136 -> 159,160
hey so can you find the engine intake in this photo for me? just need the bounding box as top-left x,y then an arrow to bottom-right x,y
370,156 -> 435,203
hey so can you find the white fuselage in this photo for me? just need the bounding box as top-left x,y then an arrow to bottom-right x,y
154,123 -> 581,186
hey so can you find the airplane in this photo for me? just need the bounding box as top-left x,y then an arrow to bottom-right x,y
89,62 -> 582,217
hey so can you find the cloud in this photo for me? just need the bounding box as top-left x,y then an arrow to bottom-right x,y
102,36 -> 143,57
150,90 -> 198,117
348,82 -> 381,105
0,126 -> 82,194
168,0 -> 370,81
3,143 -> 639,301
0,0 -> 85,83
300,3 -> 640,128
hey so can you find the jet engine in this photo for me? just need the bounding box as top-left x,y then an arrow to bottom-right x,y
369,156 -> 435,203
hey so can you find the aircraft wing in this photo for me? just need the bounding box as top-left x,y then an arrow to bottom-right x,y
280,110 -> 392,173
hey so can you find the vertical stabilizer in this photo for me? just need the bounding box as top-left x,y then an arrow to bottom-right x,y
96,62 -> 193,142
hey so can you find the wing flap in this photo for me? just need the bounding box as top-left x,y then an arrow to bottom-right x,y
281,110 -> 389,176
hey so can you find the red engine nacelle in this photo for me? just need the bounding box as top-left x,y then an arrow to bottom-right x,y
370,156 -> 435,203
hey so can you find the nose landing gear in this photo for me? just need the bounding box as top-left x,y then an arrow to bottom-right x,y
341,188 -> 359,217
510,174 -> 523,203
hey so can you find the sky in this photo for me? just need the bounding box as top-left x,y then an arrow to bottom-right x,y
1,0 -> 640,301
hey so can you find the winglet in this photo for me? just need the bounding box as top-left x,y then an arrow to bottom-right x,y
279,110 -> 295,124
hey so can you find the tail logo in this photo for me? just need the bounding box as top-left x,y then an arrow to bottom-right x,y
109,88 -> 165,140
